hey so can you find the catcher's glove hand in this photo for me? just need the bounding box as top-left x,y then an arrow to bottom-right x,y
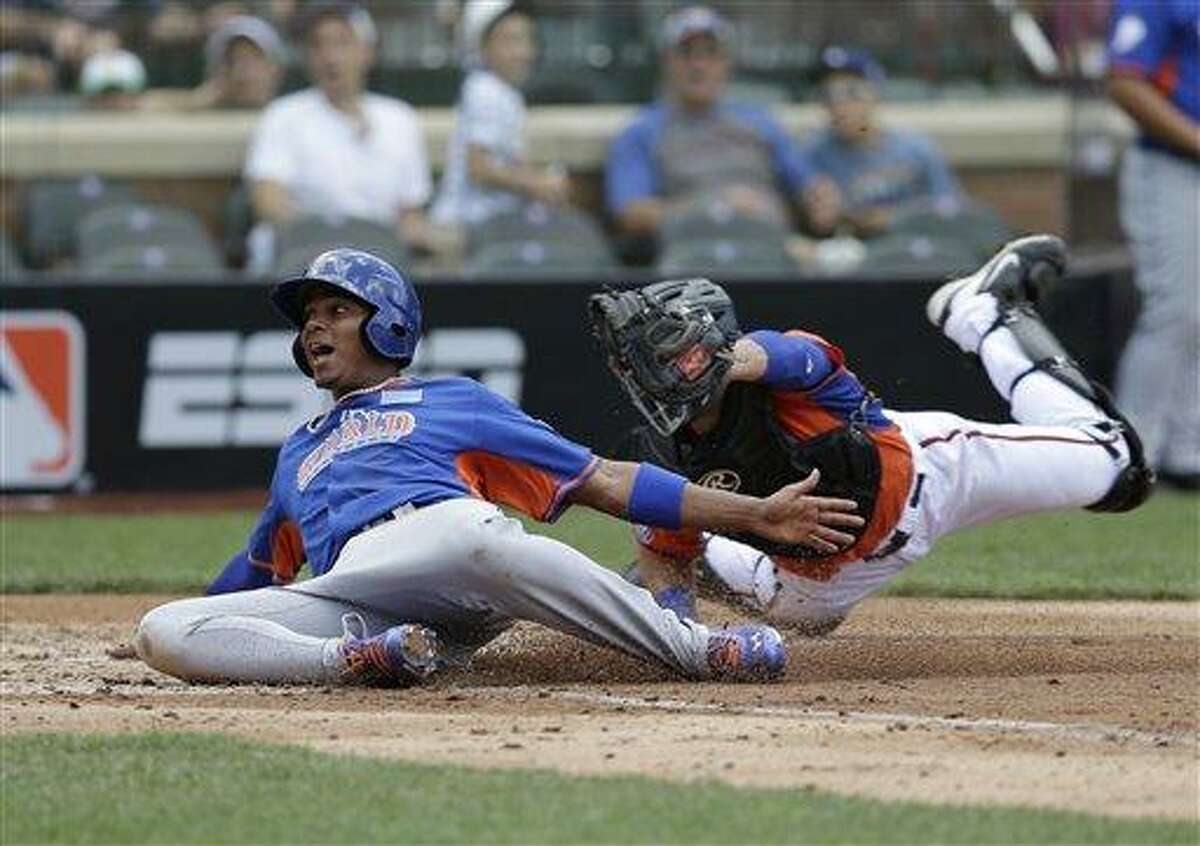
589,279 -> 737,436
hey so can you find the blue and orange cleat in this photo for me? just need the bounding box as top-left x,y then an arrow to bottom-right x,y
336,613 -> 441,687
706,624 -> 786,681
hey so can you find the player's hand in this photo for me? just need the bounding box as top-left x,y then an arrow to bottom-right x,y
754,470 -> 864,554
530,167 -> 570,206
720,184 -> 776,219
803,177 -> 843,236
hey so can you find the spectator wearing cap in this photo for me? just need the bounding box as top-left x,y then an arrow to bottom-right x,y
142,15 -> 285,110
605,5 -> 824,242
799,46 -> 962,238
431,0 -> 569,227
79,46 -> 145,109
243,2 -> 457,269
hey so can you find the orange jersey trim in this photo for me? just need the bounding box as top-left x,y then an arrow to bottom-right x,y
266,520 -> 305,584
457,451 -> 585,521
772,423 -> 912,580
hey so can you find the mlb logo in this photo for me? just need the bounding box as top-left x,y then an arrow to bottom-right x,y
1,311 -> 86,489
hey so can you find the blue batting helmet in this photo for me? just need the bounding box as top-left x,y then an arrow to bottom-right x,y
270,248 -> 422,375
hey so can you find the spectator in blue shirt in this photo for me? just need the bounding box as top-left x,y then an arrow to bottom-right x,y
604,6 -> 825,242
799,46 -> 962,238
1107,0 -> 1200,489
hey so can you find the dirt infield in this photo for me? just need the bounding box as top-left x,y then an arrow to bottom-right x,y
4,594 -> 1197,821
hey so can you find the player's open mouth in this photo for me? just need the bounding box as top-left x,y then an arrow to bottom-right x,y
308,342 -> 336,364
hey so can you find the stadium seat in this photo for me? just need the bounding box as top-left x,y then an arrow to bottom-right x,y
222,182 -> 256,269
80,243 -> 225,277
467,204 -> 611,257
657,237 -> 799,278
75,203 -> 218,264
465,239 -> 618,280
273,215 -> 410,275
1,230 -> 25,282
25,176 -> 140,268
660,202 -> 790,246
857,232 -> 981,278
887,199 -> 1015,261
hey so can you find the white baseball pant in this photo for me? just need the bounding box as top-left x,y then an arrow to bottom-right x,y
136,499 -> 715,684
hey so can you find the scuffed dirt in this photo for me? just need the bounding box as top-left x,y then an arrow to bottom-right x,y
3,594 -> 1197,821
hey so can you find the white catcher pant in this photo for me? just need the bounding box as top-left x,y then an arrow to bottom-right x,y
706,299 -> 1131,635
137,500 -> 716,684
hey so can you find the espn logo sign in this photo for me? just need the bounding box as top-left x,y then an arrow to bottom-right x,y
0,311 -> 86,489
139,329 -> 525,448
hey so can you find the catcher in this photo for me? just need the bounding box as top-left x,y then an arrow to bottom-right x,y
591,235 -> 1153,633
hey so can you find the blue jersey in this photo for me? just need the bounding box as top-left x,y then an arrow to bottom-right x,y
604,100 -> 814,216
1107,0 -> 1200,156
245,376 -> 596,580
797,127 -> 961,214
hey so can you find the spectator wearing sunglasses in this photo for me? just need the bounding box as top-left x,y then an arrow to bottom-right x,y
799,46 -> 962,239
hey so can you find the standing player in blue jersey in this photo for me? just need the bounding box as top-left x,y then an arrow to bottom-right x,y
1106,0 -> 1200,489
134,249 -> 865,686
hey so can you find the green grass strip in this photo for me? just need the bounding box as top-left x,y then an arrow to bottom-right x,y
3,733 -> 1193,845
2,492 -> 1196,598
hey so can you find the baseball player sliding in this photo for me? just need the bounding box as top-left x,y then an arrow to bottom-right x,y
135,249 -> 864,686
592,235 -> 1153,633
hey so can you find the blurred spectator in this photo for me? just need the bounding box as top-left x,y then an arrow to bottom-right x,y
0,48 -> 57,101
142,14 -> 285,110
1106,0 -> 1200,489
79,47 -> 145,109
431,1 -> 569,227
243,2 -> 457,269
604,6 -> 822,242
799,46 -> 963,239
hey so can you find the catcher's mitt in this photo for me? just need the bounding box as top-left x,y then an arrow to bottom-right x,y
589,278 -> 740,436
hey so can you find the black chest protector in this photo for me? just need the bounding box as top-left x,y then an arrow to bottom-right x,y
625,383 -> 882,559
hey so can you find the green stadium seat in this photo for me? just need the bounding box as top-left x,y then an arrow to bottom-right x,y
80,243 -> 225,277
657,237 -> 799,278
465,239 -> 617,280
857,231 -> 981,278
272,216 -> 411,276
467,204 -> 610,257
660,203 -> 790,246
887,200 -> 1015,262
76,203 -> 218,264
26,177 -> 140,268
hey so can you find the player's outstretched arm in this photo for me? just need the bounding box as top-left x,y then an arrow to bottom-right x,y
572,459 -> 863,555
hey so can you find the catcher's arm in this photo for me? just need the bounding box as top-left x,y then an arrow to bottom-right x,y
572,459 -> 863,555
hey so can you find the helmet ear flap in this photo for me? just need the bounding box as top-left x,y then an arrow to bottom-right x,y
291,335 -> 313,377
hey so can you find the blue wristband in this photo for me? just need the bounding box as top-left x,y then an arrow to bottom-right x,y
628,463 -> 688,529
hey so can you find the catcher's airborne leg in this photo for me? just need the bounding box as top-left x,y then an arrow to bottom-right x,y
927,235 -> 1154,513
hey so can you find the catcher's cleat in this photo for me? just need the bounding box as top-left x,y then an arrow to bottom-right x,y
336,613 -> 441,687
706,624 -> 786,681
925,234 -> 1068,329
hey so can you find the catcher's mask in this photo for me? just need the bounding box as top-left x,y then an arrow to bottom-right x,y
590,278 -> 740,436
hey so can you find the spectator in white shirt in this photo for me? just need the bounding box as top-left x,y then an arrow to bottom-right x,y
244,2 -> 458,269
431,0 -> 569,227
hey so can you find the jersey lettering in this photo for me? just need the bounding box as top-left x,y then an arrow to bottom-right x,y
296,409 -> 416,491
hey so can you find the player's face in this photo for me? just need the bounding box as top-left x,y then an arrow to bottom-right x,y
666,34 -> 730,111
823,73 -> 878,142
483,12 -> 537,87
300,288 -> 397,398
306,17 -> 371,103
221,39 -> 281,108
